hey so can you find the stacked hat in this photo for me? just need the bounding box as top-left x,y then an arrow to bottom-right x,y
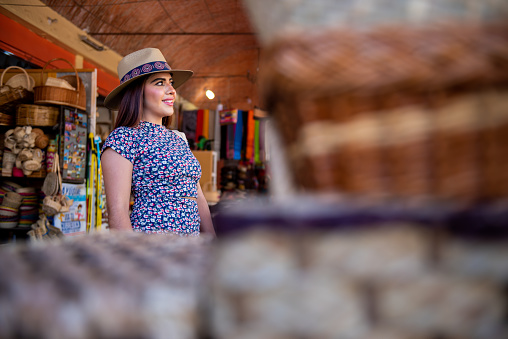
16,187 -> 39,227
0,180 -> 22,201
0,190 -> 22,229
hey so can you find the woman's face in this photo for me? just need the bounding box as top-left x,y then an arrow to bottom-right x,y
142,72 -> 176,123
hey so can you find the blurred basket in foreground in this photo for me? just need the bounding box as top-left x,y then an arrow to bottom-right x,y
16,104 -> 59,126
261,22 -> 508,205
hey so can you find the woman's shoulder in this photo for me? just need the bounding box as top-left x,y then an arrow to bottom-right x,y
106,126 -> 140,140
111,125 -> 138,135
103,126 -> 143,147
102,126 -> 142,156
171,129 -> 188,144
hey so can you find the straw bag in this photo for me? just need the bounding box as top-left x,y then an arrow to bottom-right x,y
2,191 -> 23,209
58,195 -> 74,213
18,148 -> 33,162
28,215 -> 64,240
42,195 -> 61,216
0,66 -> 34,115
41,152 -> 73,216
23,148 -> 43,172
42,153 -> 60,196
34,58 -> 86,111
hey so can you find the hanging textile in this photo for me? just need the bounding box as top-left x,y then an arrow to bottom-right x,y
245,110 -> 255,161
233,110 -> 244,160
254,119 -> 260,163
264,119 -> 271,162
241,111 -> 249,160
227,124 -> 236,159
202,109 -> 209,139
220,125 -> 228,159
182,110 -> 197,142
259,119 -> 266,163
195,109 -> 204,143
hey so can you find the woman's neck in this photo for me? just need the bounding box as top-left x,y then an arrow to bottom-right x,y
141,116 -> 163,125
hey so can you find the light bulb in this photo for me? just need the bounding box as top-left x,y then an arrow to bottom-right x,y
205,89 -> 215,100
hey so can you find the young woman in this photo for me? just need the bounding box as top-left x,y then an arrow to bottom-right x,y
101,48 -> 215,236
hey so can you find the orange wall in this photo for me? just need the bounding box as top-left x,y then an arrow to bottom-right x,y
0,12 -> 119,97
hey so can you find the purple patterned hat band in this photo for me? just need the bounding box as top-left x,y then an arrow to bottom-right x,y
120,61 -> 171,84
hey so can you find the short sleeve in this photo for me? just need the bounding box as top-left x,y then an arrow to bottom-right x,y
101,127 -> 139,163
172,130 -> 188,145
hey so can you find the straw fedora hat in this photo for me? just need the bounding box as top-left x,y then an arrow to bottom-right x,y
104,48 -> 193,109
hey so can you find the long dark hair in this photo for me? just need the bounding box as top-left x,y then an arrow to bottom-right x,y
114,73 -> 173,129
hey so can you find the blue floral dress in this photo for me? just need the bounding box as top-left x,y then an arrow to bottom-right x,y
101,121 -> 201,235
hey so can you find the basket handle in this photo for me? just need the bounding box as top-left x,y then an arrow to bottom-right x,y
1,66 -> 30,88
57,153 -> 63,195
52,152 -> 63,194
40,58 -> 81,96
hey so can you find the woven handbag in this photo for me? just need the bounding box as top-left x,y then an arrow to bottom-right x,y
58,194 -> 74,213
42,196 -> 61,216
2,192 -> 23,209
42,153 -> 60,196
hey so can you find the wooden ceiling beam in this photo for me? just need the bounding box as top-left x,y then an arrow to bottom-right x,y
0,0 -> 122,77
0,12 -> 119,97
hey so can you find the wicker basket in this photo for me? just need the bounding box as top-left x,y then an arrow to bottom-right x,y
16,104 -> 59,126
0,66 -> 34,115
34,58 -> 86,111
0,112 -> 14,126
42,195 -> 61,216
27,167 -> 47,178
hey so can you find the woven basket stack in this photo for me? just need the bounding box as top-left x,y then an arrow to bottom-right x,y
16,187 -> 40,228
0,181 -> 40,229
0,182 -> 22,229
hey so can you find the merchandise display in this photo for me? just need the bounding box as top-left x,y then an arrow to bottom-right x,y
0,61 -> 96,242
61,107 -> 87,181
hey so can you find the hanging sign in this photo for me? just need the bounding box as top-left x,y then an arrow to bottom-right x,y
220,109 -> 238,125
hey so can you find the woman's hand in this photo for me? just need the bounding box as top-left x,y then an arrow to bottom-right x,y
101,148 -> 134,231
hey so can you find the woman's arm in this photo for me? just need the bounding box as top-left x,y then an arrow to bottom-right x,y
196,182 -> 216,237
101,148 -> 134,231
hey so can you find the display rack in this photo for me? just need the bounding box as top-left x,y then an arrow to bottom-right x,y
0,66 -> 98,242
